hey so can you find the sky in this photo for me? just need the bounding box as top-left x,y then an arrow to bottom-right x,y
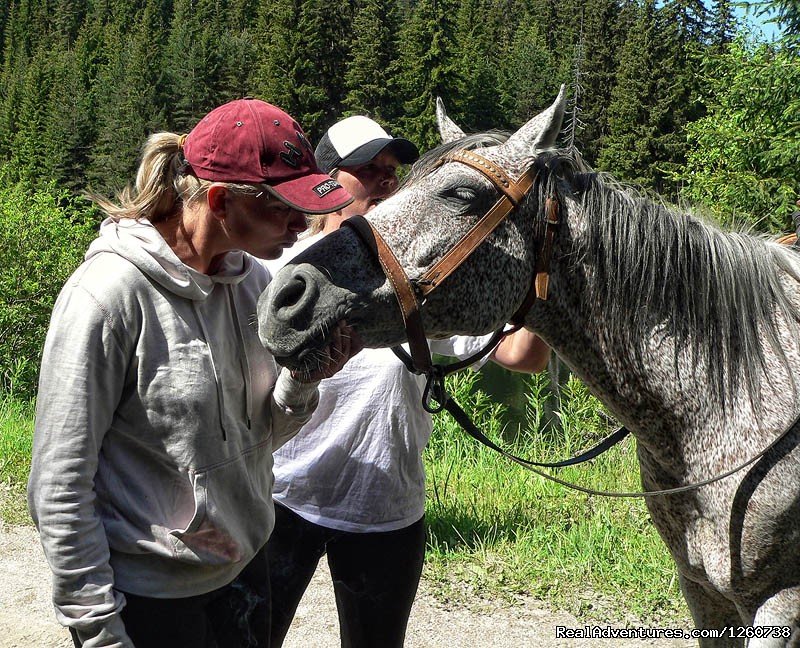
735,2 -> 784,41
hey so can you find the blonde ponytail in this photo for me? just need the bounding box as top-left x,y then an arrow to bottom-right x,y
89,131 -> 273,223
89,132 -> 210,223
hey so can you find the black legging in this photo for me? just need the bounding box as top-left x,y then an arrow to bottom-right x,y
70,545 -> 270,648
267,501 -> 426,648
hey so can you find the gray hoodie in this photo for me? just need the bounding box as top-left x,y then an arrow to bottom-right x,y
28,218 -> 319,647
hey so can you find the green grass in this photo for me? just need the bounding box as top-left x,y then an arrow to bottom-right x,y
0,393 -> 34,524
424,370 -> 689,625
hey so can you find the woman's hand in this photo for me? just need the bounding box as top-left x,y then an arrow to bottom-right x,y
291,320 -> 363,382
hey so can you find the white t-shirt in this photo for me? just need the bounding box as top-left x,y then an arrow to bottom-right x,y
264,234 -> 496,532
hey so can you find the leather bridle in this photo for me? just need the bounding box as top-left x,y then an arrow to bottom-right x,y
340,150 -> 635,477
342,150 -> 560,388
339,149 -> 661,488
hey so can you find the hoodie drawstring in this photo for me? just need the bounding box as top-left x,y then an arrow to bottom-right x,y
192,302 -> 230,440
227,286 -> 253,430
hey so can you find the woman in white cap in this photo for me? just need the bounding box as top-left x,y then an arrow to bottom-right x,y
27,98 -> 359,648
264,116 -> 550,648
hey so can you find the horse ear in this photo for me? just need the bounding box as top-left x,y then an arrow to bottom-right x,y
436,96 -> 466,144
502,85 -> 567,155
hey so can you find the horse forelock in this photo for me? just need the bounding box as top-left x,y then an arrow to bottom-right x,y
568,166 -> 800,410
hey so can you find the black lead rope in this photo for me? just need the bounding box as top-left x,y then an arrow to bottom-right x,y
402,347 -> 800,498
391,341 -> 631,468
444,395 -> 631,469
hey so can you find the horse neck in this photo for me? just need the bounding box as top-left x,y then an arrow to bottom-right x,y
532,178 -> 800,438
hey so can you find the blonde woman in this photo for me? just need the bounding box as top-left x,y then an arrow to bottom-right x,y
28,99 -> 358,648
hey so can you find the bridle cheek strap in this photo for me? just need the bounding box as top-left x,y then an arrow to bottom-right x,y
341,215 -> 434,375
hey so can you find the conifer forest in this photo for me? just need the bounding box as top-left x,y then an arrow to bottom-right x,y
0,0 -> 798,225
0,0 -> 798,398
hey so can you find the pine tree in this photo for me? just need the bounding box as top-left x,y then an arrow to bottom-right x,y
597,0 -> 659,186
648,0 -> 708,194
0,0 -> 9,58
163,0 -> 223,133
52,0 -> 88,45
4,0 -> 36,63
709,0 -> 737,49
571,0 -> 630,164
0,21 -> 29,161
599,0 -> 710,194
553,0 -> 588,76
88,2 -> 167,192
39,46 -> 95,191
342,0 -> 402,125
253,0 -> 354,139
251,0 -> 303,115
395,0 -> 460,150
292,0 -> 354,137
527,0 -> 560,53
483,0 -> 528,56
226,0 -> 259,30
9,47 -> 52,181
452,0 -> 501,131
497,18 -> 559,127
0,59 -> 25,161
38,16 -> 106,192
216,1 -> 258,102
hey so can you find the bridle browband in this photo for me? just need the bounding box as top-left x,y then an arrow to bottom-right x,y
414,150 -> 547,303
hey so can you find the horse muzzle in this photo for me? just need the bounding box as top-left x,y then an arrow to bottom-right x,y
258,263 -> 350,368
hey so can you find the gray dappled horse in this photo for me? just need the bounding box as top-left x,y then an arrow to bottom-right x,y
259,89 -> 800,646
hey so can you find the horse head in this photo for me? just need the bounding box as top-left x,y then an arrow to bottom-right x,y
258,88 -> 569,371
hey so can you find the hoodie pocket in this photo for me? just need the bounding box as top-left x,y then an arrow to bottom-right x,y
169,441 -> 273,565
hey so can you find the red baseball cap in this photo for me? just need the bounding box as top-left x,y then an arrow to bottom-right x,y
183,98 -> 353,214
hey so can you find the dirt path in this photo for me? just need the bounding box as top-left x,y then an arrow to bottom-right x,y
0,524 -> 695,648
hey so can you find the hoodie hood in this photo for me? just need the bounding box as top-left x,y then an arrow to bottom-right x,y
86,218 -> 253,301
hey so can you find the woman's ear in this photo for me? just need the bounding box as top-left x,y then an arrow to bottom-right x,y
206,184 -> 228,219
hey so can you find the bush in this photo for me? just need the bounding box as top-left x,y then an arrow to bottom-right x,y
0,393 -> 34,523
0,168 -> 97,398
676,39 -> 800,232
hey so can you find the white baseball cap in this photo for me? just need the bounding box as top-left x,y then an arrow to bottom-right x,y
314,116 -> 419,174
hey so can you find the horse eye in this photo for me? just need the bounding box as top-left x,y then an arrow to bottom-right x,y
443,186 -> 478,203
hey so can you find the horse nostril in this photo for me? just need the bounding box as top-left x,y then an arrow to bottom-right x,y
271,267 -> 320,328
275,277 -> 306,311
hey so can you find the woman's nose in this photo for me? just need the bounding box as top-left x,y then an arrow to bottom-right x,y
289,209 -> 308,232
380,173 -> 398,191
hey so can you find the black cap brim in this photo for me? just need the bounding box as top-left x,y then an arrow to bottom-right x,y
338,138 -> 420,168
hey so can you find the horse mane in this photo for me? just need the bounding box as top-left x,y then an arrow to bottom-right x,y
406,135 -> 800,407
542,149 -> 800,407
